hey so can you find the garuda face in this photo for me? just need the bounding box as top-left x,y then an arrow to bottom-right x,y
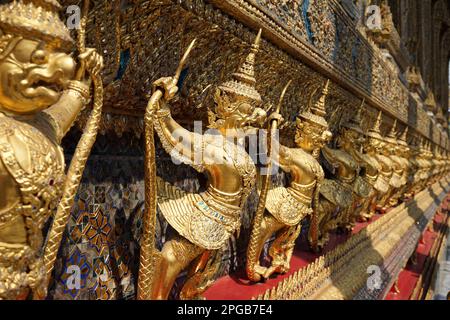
213,88 -> 267,129
337,127 -> 365,150
295,119 -> 332,154
364,137 -> 383,154
0,35 -> 76,114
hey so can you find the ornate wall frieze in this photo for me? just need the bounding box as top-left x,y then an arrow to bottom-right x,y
58,0 -> 448,147
206,0 -> 447,146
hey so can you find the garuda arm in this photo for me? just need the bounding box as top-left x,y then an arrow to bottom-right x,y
42,83 -> 89,142
153,101 -> 203,170
321,145 -> 342,173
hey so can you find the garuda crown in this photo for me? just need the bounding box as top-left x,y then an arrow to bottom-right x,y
398,127 -> 409,147
367,110 -> 383,140
0,0 -> 74,51
343,98 -> 364,134
298,79 -> 330,128
385,119 -> 398,145
218,28 -> 262,104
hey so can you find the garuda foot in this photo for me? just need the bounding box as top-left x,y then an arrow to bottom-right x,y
357,215 -> 369,222
252,265 -> 269,282
263,265 -> 282,279
262,266 -> 277,279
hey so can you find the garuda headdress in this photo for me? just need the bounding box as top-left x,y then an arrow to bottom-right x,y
367,110 -> 383,140
218,28 -> 262,104
0,0 -> 74,54
398,127 -> 408,147
343,98 -> 364,134
297,79 -> 330,129
385,119 -> 398,145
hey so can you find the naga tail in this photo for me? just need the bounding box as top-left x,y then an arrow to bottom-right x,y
136,91 -> 160,300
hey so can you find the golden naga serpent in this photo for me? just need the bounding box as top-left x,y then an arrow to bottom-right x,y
246,80 -> 292,282
137,39 -> 197,300
36,0 -> 104,299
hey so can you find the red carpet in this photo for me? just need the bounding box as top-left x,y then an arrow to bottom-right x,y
204,213 -> 383,300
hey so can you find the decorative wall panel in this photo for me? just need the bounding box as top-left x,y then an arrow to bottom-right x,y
59,0 -> 448,146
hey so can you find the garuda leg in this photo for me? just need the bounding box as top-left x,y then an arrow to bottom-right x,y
151,235 -> 204,300
358,190 -> 377,221
249,213 -> 285,280
266,224 -> 302,277
309,198 -> 335,251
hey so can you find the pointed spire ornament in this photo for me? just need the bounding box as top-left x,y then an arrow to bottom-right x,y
355,98 -> 364,124
311,79 -> 329,117
419,137 -> 425,151
400,126 -> 408,141
343,98 -> 364,133
269,287 -> 276,300
387,120 -> 396,137
219,28 -> 262,103
298,79 -> 330,128
385,119 -> 398,145
294,271 -> 299,285
398,127 -> 408,146
0,0 -> 74,50
367,110 -> 383,139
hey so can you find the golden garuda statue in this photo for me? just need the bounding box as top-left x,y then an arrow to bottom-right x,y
372,122 -> 395,213
441,149 -> 448,178
140,30 -> 270,300
432,147 -> 442,183
358,111 -> 389,221
404,135 -> 422,199
423,141 -> 434,187
310,93 -> 371,250
444,150 -> 448,169
334,101 -> 373,231
379,120 -> 407,209
389,127 -> 411,205
436,147 -> 447,181
430,143 -> 441,185
0,0 -> 103,300
415,138 -> 431,192
441,149 -> 449,179
435,146 -> 444,181
446,151 -> 450,175
246,80 -> 332,282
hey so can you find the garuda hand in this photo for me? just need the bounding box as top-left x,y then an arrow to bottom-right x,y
78,48 -> 104,83
152,77 -> 179,102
